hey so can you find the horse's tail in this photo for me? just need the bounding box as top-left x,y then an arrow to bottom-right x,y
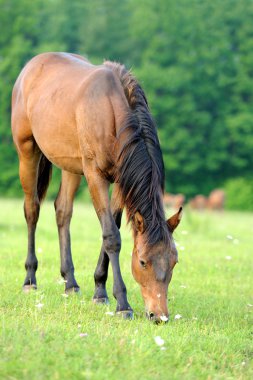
37,154 -> 52,202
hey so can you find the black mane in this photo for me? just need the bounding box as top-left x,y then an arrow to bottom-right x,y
104,61 -> 170,246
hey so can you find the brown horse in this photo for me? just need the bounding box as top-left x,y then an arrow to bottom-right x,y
164,193 -> 185,209
12,52 -> 182,322
208,189 -> 225,210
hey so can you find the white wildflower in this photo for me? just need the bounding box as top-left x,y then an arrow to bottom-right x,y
105,311 -> 114,316
179,246 -> 185,251
61,293 -> 69,298
154,336 -> 164,346
174,314 -> 182,320
35,303 -> 44,309
180,285 -> 187,288
57,278 -> 67,285
226,235 -> 233,240
37,247 -> 43,254
79,333 -> 88,338
181,230 -> 188,235
225,256 -> 232,260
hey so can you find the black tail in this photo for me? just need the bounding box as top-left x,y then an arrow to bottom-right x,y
37,154 -> 52,202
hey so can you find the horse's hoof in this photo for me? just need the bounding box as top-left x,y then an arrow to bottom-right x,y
116,310 -> 134,320
93,297 -> 109,305
65,286 -> 80,295
23,284 -> 37,293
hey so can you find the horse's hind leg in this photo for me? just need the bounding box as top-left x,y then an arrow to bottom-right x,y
18,143 -> 42,291
93,184 -> 123,304
54,170 -> 81,293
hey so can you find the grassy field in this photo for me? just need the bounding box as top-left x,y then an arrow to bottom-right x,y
0,198 -> 252,380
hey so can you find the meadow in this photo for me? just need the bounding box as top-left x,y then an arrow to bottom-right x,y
0,198 -> 252,380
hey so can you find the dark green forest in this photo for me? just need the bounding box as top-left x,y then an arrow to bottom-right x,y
1,0 -> 253,209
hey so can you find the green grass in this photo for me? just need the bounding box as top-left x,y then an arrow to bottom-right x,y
0,199 -> 252,380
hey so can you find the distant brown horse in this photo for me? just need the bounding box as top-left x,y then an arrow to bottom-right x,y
189,195 -> 208,210
189,190 -> 225,211
208,189 -> 225,210
164,193 -> 185,209
12,52 -> 182,322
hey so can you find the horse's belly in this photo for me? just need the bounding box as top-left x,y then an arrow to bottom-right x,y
32,122 -> 83,175
48,156 -> 83,174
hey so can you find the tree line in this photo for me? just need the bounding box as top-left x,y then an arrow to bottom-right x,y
1,0 -> 253,208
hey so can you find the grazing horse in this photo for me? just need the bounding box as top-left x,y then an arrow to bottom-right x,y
11,53 -> 182,322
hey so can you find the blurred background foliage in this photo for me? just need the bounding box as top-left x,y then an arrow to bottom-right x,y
0,0 -> 253,209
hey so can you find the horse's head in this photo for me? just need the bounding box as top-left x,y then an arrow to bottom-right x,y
131,208 -> 182,323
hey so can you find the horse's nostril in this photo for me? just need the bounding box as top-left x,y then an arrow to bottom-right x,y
149,312 -> 155,319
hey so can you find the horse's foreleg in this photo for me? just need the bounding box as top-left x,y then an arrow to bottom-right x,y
54,171 -> 81,293
93,184 -> 123,304
85,167 -> 132,317
19,151 -> 41,291
93,247 -> 109,304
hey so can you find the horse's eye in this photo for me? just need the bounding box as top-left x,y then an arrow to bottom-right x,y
139,260 -> 146,268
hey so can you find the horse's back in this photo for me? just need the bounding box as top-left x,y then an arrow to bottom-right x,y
12,52 -> 93,128
13,52 -> 93,111
13,52 -> 89,98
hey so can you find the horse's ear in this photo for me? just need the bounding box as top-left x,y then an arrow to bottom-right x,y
167,207 -> 183,233
134,212 -> 144,234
